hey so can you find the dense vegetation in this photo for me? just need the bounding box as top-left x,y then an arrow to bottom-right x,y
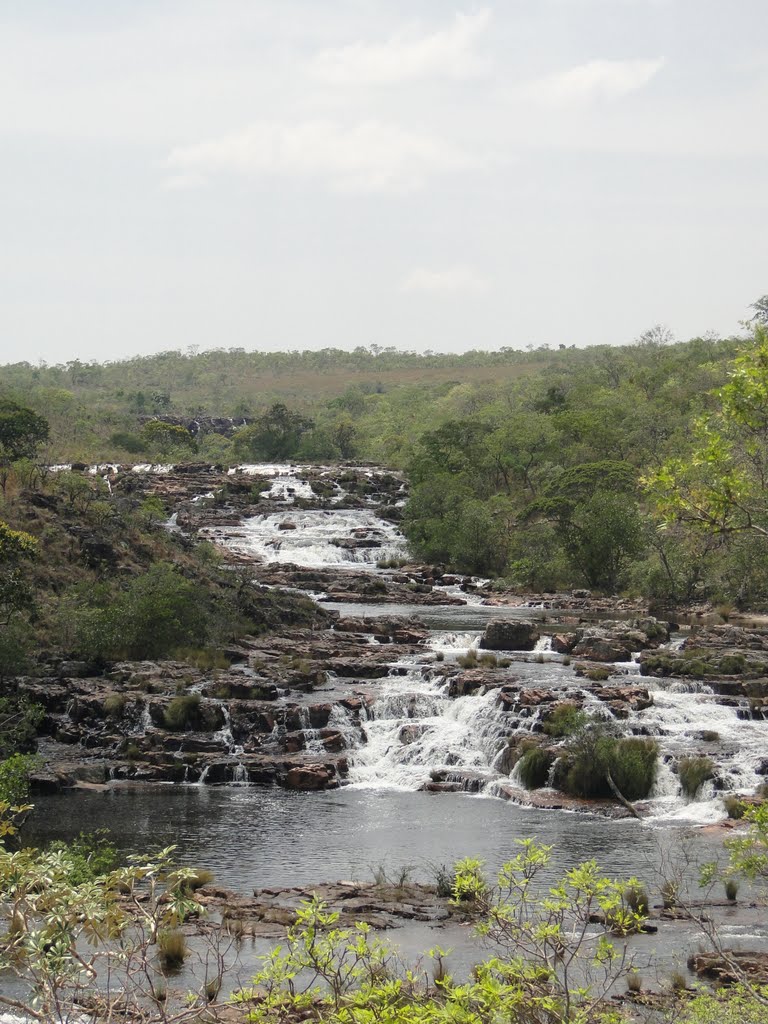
5,308 -> 768,605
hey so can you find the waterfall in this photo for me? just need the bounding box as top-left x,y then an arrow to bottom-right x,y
204,508 -> 407,569
345,669 -> 512,791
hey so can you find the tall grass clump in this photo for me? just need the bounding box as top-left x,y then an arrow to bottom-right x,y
516,747 -> 553,790
163,694 -> 202,731
678,756 -> 715,798
157,928 -> 188,971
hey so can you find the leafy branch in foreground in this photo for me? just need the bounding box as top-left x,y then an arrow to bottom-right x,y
242,841 -> 645,1024
0,839 -> 230,1023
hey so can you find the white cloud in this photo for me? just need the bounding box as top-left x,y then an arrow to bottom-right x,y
402,266 -> 490,295
310,10 -> 491,85
523,58 -> 665,105
165,119 -> 479,192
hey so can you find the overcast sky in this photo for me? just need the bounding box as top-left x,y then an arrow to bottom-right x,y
1,1 -> 766,365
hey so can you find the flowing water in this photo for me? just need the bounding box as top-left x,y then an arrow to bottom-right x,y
29,465 -> 768,892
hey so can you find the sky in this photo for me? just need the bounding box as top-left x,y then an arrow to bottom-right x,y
1,0 -> 766,365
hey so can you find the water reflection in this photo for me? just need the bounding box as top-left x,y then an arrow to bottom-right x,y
24,786 -> 699,892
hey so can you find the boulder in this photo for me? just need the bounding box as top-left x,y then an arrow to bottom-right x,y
285,765 -> 335,790
479,620 -> 540,651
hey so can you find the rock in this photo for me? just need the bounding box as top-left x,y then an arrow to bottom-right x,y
278,521 -> 297,530
285,765 -> 335,790
479,620 -> 540,651
571,633 -> 633,662
57,661 -> 93,679
551,633 -> 578,654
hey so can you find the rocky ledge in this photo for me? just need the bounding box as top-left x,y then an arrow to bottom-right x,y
195,880 -> 455,938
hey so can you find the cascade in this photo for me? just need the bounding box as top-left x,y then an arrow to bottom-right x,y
345,668 -> 513,791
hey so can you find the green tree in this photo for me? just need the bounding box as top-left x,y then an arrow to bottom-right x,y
0,522 -> 37,630
140,420 -> 196,456
647,327 -> 768,538
232,403 -> 314,461
0,401 -> 49,494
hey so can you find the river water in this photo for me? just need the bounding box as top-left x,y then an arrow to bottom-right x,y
35,464 -> 768,850
12,463 -> 768,1009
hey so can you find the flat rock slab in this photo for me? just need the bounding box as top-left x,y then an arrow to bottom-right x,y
196,881 -> 455,936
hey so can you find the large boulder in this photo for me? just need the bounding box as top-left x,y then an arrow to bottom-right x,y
479,620 -> 540,651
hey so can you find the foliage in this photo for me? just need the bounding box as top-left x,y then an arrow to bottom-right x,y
678,756 -> 715,798
723,803 -> 768,883
0,695 -> 43,759
647,326 -> 768,542
163,693 -> 202,731
140,419 -> 197,455
244,843 -> 643,1024
0,840 -> 223,1022
73,562 -> 208,662
516,746 -> 554,789
233,402 -> 314,460
0,753 -> 40,805
45,829 -> 120,884
0,400 -> 49,492
671,985 -> 768,1024
555,722 -> 658,801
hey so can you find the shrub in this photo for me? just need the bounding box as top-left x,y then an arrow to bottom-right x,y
47,830 -> 119,885
432,864 -> 454,898
477,653 -> 499,668
179,868 -> 214,895
163,694 -> 202,732
626,971 -> 642,993
516,747 -> 553,790
74,563 -> 208,663
103,693 -> 127,719
718,654 -> 745,675
724,794 -> 747,819
555,724 -> 658,801
669,970 -> 687,992
157,928 -> 188,971
0,753 -> 40,805
623,883 -> 649,916
457,649 -> 478,668
661,881 -> 677,908
585,666 -> 611,682
724,878 -> 739,901
542,704 -> 586,738
610,738 -> 659,801
678,756 -> 715,798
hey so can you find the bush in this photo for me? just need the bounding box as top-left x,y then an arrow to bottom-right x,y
75,563 -> 208,662
178,867 -> 214,895
157,928 -> 188,971
678,756 -> 715,798
47,830 -> 119,885
542,704 -> 586,738
610,738 -> 659,801
623,883 -> 649,916
626,971 -> 642,993
555,723 -> 658,801
516,747 -> 553,790
103,694 -> 127,719
724,878 -> 739,901
163,694 -> 202,732
0,752 -> 40,805
724,794 -> 747,819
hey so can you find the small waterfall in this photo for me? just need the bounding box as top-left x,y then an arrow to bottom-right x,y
204,508 -> 407,569
429,631 -> 481,654
345,670 -> 511,791
533,636 -> 553,652
196,765 -> 211,786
